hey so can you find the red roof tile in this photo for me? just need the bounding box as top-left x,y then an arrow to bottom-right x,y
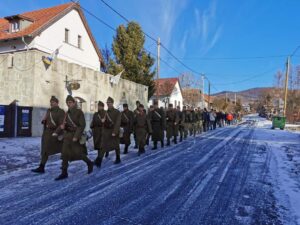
0,2 -> 103,64
154,78 -> 180,96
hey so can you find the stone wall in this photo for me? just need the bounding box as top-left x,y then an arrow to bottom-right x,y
0,50 -> 148,136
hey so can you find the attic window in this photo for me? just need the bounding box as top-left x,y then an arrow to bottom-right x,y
11,22 -> 20,32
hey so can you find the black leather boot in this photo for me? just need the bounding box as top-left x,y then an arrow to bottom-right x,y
161,141 -> 164,148
87,161 -> 93,174
114,155 -> 121,164
174,137 -> 177,144
94,157 -> 103,168
55,171 -> 68,181
123,145 -> 129,154
105,151 -> 109,158
167,139 -> 170,146
31,164 -> 45,173
152,141 -> 157,150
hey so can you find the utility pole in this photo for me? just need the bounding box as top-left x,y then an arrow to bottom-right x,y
156,37 -> 160,101
208,81 -> 211,108
225,92 -> 227,104
283,56 -> 290,117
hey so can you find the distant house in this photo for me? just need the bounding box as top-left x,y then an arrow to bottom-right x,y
182,88 -> 211,109
0,2 -> 103,71
148,78 -> 183,109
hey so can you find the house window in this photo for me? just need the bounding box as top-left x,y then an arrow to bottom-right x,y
11,22 -> 19,32
175,100 -> 177,107
65,28 -> 69,43
78,35 -> 82,48
178,101 -> 180,107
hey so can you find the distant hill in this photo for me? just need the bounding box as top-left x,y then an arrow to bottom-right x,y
212,87 -> 278,104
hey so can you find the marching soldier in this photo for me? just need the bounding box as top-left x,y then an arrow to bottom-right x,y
97,97 -> 122,167
90,101 -> 106,167
120,103 -> 134,154
133,100 -> 141,149
55,95 -> 93,180
182,106 -> 189,139
197,107 -> 203,134
32,96 -> 65,174
177,106 -> 185,142
166,103 -> 179,146
149,100 -> 165,150
190,107 -> 196,137
134,104 -> 152,155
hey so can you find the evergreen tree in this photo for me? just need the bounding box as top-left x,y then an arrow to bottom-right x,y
108,22 -> 155,100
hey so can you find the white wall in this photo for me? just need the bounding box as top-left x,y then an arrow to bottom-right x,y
0,39 -> 31,53
148,81 -> 183,109
32,9 -> 101,71
169,82 -> 183,109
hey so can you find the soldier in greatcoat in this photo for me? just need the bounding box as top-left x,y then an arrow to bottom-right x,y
90,101 -> 106,167
176,106 -> 185,142
55,95 -> 93,180
32,96 -> 65,174
166,103 -> 179,146
97,97 -> 122,167
149,100 -> 165,149
120,103 -> 134,154
182,106 -> 189,139
134,104 -> 152,155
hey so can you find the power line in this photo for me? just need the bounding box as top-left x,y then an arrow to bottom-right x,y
98,0 -> 217,90
163,55 -> 288,61
213,66 -> 280,86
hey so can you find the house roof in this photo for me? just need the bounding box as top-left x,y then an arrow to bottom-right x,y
0,2 -> 103,64
182,88 -> 213,103
154,78 -> 181,96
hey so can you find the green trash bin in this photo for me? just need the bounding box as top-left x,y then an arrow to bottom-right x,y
271,116 -> 286,130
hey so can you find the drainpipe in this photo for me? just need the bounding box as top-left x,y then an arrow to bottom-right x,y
21,36 -> 30,51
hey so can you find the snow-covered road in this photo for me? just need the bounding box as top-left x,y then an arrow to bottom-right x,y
0,116 -> 300,225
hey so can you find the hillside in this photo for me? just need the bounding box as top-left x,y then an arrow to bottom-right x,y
212,87 -> 279,104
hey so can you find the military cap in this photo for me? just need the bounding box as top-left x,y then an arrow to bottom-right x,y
123,103 -> 128,108
66,95 -> 75,103
153,100 -> 158,105
98,101 -> 104,107
107,96 -> 114,103
50,96 -> 59,103
139,104 -> 144,108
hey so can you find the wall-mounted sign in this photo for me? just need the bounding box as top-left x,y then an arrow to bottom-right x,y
0,106 -> 5,132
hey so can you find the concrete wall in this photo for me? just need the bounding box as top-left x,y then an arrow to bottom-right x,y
0,50 -> 148,136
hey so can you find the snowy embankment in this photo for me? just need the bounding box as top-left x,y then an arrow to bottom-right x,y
243,114 -> 300,224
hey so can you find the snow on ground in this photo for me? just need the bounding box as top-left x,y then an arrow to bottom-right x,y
252,117 -> 300,225
0,116 -> 300,225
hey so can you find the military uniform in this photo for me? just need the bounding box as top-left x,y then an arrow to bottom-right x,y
120,104 -> 134,154
32,96 -> 65,173
166,104 -> 179,145
177,107 -> 185,142
55,95 -> 93,180
182,107 -> 189,139
149,104 -> 165,149
98,97 -> 122,166
134,105 -> 152,155
90,101 -> 106,166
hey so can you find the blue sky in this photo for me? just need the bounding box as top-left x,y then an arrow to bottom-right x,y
1,0 -> 300,94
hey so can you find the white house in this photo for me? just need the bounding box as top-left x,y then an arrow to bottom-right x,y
0,2 -> 103,71
148,78 -> 183,109
0,2 -> 149,137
